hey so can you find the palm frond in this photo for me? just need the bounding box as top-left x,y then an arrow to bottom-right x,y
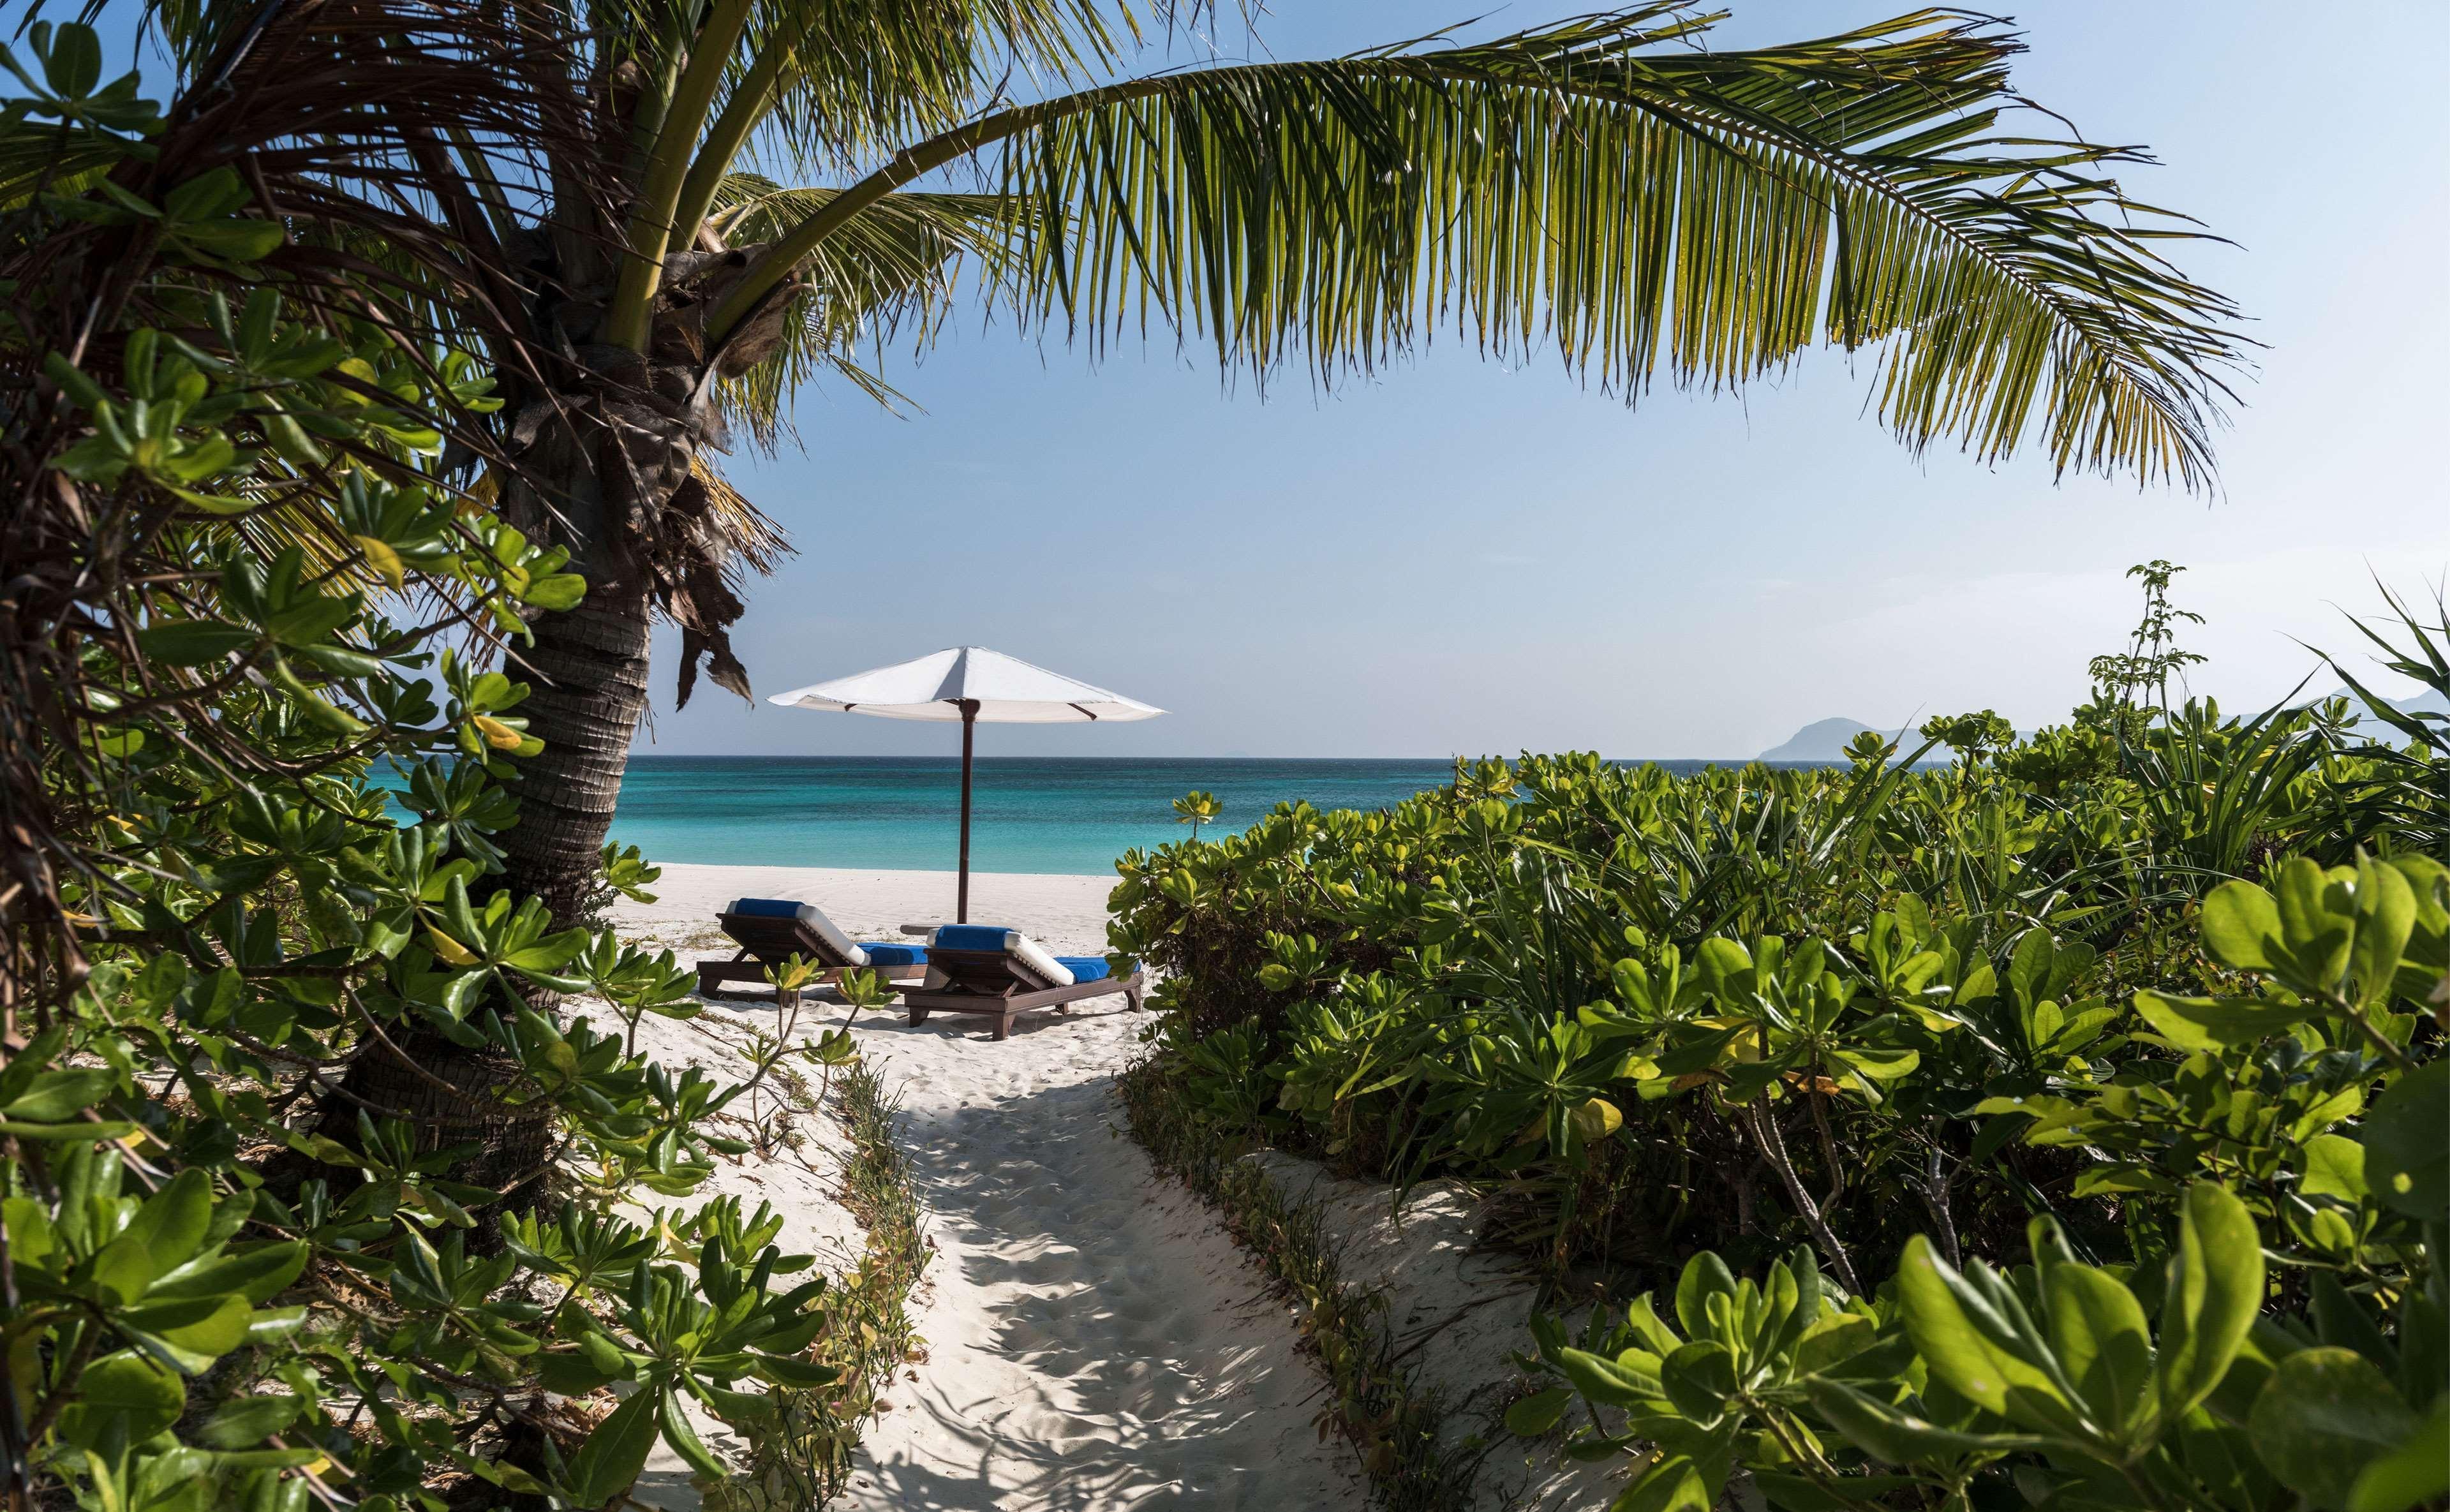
709,174 -> 1010,444
743,0 -> 1127,172
729,5 -> 2247,489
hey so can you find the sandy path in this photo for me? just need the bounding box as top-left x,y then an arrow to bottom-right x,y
841,1007 -> 1365,1509
619,866 -> 1367,1511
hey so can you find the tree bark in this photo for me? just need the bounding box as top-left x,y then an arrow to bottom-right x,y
497,570 -> 655,924
336,1023 -> 557,1217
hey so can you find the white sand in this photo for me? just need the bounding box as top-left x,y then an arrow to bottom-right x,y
1238,1155 -> 1627,1511
615,865 -> 1368,1511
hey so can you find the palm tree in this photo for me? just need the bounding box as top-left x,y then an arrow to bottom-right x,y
150,0 -> 2245,924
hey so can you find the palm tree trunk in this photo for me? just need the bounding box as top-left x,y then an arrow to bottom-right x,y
497,568 -> 655,924
334,1020 -> 558,1215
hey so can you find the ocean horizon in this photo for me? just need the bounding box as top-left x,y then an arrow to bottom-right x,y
406,754 -> 1871,876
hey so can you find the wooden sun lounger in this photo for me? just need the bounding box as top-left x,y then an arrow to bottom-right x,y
697,905 -> 929,1011
903,940 -> 1145,1041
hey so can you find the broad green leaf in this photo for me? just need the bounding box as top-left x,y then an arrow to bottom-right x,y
2360,1060 -> 2449,1219
148,1240 -> 309,1305
1831,1045 -> 1919,1086
54,1351 -> 184,1449
0,1067 -> 117,1122
2349,855 -> 2417,1009
658,1388 -> 727,1479
1610,1452 -> 1717,1512
1790,1316 -> 1878,1377
2132,990 -> 2314,1052
1658,1340 -> 1740,1422
137,619 -> 255,667
1896,1237 -> 2077,1435
2045,1262 -> 2153,1440
2156,1183 -> 2264,1423
1505,1386 -> 1573,1437
2273,859 -> 2355,993
1556,1346 -> 1663,1409
2072,1165 -> 2181,1200
525,572 -> 586,611
119,1293 -> 252,1374
1694,938 -> 1754,1004
2299,1134 -> 2370,1204
2200,880 -> 2281,971
752,1355 -> 840,1388
535,1349 -> 621,1398
1804,1378 -> 2046,1464
198,1391 -> 302,1448
562,1385 -> 659,1509
93,1167 -> 213,1302
2249,1347 -> 2419,1510
2007,927 -> 2053,1007
1674,1252 -> 1737,1337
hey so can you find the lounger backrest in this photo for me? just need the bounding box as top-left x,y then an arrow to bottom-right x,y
927,924 -> 1074,988
722,898 -> 868,968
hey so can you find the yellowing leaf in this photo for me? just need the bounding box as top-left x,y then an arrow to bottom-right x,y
1570,1097 -> 1623,1144
425,926 -> 478,966
353,534 -> 406,591
330,357 -> 379,402
471,715 -> 523,750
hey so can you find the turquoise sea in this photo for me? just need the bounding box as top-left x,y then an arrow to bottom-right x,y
519,755 -> 1768,876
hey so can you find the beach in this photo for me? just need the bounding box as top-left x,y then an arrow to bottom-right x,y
616,864 -> 1369,1509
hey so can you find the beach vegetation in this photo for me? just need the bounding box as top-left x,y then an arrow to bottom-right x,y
1174,790 -> 1224,841
0,36 -> 892,1509
37,0 -> 2268,1232
1114,572 -> 2449,1510
705,1058 -> 930,1511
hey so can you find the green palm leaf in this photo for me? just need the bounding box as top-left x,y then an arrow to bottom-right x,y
718,6 -> 2246,488
704,175 -> 1013,443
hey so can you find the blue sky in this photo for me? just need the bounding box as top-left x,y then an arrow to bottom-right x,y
93,2 -> 2450,759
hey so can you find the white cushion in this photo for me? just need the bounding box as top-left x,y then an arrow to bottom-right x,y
928,926 -> 1073,987
1008,931 -> 1074,988
728,898 -> 866,968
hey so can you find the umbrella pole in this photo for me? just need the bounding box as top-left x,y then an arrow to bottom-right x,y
956,699 -> 977,923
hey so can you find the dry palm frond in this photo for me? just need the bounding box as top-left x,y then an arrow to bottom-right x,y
687,450 -> 792,579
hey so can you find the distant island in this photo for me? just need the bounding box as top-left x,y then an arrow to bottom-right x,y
1761,686 -> 2445,762
1758,717 -> 1916,762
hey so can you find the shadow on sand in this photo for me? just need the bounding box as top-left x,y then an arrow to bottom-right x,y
833,1015 -> 1349,1509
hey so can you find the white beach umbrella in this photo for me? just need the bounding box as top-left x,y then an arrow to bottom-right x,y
768,647 -> 1164,921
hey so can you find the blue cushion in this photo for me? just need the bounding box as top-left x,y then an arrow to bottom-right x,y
858,942 -> 927,967
931,924 -> 1018,954
728,898 -> 803,918
1055,955 -> 1117,983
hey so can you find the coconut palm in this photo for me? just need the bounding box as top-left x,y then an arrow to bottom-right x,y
141,0 -> 2245,925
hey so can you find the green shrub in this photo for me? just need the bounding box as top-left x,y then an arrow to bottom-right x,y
1118,571 -> 2446,1511
1516,859 -> 2446,1511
